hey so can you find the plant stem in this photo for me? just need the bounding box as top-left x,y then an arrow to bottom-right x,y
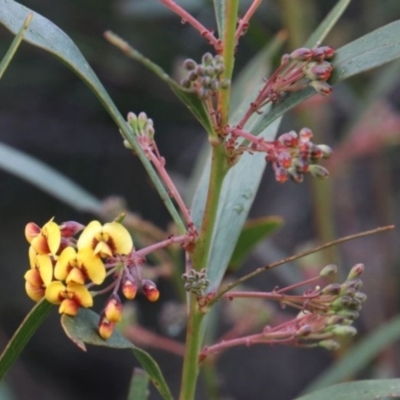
191,144 -> 228,270
218,0 -> 239,126
179,296 -> 204,400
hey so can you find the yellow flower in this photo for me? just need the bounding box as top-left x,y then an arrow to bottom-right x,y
45,281 -> 93,316
24,254 -> 53,302
25,218 -> 61,255
77,221 -> 133,257
54,247 -> 106,285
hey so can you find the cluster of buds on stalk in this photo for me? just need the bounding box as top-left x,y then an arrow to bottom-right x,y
268,128 -> 332,183
23,218 -> 171,340
182,268 -> 209,297
180,52 -> 230,100
225,125 -> 332,182
200,263 -> 367,359
124,112 -> 198,237
236,46 -> 335,131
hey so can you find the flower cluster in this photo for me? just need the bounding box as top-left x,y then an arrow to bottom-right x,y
267,128 -> 332,183
182,268 -> 209,297
24,218 -> 160,339
200,263 -> 367,359
180,52 -> 230,100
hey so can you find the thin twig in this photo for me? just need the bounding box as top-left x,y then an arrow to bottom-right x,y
209,225 -> 395,306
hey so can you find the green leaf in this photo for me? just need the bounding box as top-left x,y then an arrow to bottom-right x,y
213,0 -> 225,38
61,308 -> 174,400
0,12 -> 32,79
104,31 -> 214,134
0,0 -> 185,232
304,0 -> 351,48
128,368 -> 150,400
229,216 -> 283,269
191,115 -> 282,292
0,299 -> 53,381
295,379 -> 400,400
304,314 -> 400,393
0,142 -> 102,213
251,19 -> 400,136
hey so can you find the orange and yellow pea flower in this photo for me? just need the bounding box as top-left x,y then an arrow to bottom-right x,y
45,281 -> 93,316
25,219 -> 61,255
77,220 -> 133,257
55,246 -> 106,285
24,253 -> 53,302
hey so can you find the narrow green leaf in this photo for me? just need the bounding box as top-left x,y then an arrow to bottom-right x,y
104,31 -> 213,133
0,142 -> 102,213
128,368 -> 150,400
304,315 -> 400,393
213,0 -> 225,38
251,19 -> 400,136
229,216 -> 283,269
304,0 -> 351,48
0,299 -> 53,381
0,12 -> 32,79
0,0 -> 185,232
295,379 -> 400,400
61,309 -> 174,400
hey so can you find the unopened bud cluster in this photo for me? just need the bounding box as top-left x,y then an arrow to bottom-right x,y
285,46 -> 335,95
262,127 -> 332,183
181,53 -> 230,100
123,112 -> 155,150
182,268 -> 209,296
294,263 -> 367,349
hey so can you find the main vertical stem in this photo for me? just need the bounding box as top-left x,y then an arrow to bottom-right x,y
178,296 -> 204,400
180,2 -> 239,398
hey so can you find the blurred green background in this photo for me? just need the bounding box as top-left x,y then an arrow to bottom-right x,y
1,0 -> 400,399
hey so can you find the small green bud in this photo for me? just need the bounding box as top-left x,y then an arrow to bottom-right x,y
347,263 -> 364,280
337,309 -> 359,320
183,59 -> 197,70
309,164 -> 329,179
331,296 -> 353,310
319,339 -> 340,351
322,283 -> 341,295
320,264 -> 337,277
355,292 -> 367,303
317,144 -> 333,159
309,80 -> 332,96
202,52 -> 213,66
332,325 -> 357,337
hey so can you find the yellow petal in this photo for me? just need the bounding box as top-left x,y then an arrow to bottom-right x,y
55,247 -> 77,281
36,254 -> 53,286
59,299 -> 79,316
68,283 -> 93,308
45,281 -> 65,304
31,235 -> 49,255
77,248 -> 106,285
77,221 -> 102,250
25,222 -> 40,243
24,269 -> 42,286
43,220 -> 61,254
66,267 -> 85,285
103,222 -> 133,255
94,241 -> 112,257
25,281 -> 44,302
28,246 -> 37,269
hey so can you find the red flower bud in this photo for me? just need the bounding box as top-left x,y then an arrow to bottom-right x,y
142,280 -> 160,302
122,277 -> 138,300
60,221 -> 85,238
98,315 -> 115,340
104,294 -> 123,323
